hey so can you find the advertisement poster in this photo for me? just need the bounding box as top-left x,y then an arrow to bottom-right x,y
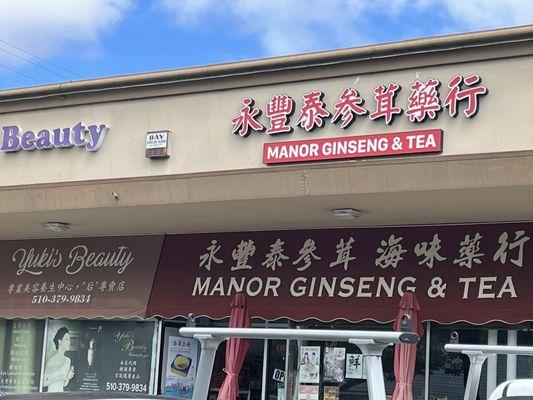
298,346 -> 320,384
346,354 -> 365,380
0,319 -> 44,394
43,320 -> 157,394
323,386 -> 340,400
323,347 -> 346,383
164,336 -> 198,398
298,385 -> 319,400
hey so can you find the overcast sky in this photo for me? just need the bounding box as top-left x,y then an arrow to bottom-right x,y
0,0 -> 531,89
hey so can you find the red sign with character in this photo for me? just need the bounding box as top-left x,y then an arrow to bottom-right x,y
231,74 -> 488,137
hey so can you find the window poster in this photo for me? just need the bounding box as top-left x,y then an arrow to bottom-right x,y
298,346 -> 320,384
323,386 -> 340,400
43,319 -> 157,394
298,385 -> 319,400
345,353 -> 365,380
0,319 -> 45,394
323,347 -> 345,383
164,336 -> 198,398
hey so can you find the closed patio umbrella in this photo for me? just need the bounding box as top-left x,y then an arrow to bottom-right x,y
216,293 -> 251,400
392,291 -> 424,400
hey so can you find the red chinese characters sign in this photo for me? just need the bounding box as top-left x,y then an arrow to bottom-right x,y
231,74 -> 487,137
0,235 -> 164,319
148,223 -> 531,324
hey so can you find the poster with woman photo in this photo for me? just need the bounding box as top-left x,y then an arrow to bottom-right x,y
323,347 -> 345,383
298,346 -> 320,384
44,320 -> 157,394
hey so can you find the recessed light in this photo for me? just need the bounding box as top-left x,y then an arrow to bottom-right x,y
332,208 -> 361,219
43,222 -> 70,232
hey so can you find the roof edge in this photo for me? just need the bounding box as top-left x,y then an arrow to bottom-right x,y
1,24 -> 533,101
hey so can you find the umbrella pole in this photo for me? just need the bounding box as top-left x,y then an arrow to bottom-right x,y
193,336 -> 224,400
351,340 -> 391,400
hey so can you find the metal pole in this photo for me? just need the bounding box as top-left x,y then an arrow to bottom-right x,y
152,320 -> 163,395
180,327 -> 418,344
352,341 -> 390,400
261,321 -> 268,400
507,330 -> 517,381
424,321 -> 430,400
487,330 -> 497,396
463,352 -> 489,400
39,319 -> 49,393
192,336 -> 224,400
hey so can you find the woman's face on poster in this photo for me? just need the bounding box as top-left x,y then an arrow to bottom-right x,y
59,332 -> 71,351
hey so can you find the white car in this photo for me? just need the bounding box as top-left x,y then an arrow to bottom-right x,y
488,379 -> 533,400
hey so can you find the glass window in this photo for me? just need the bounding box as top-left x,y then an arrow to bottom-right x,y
267,340 -> 287,400
429,325 -> 488,400
280,320 -> 425,400
517,329 -> 533,379
200,318 -> 264,400
0,319 -> 45,394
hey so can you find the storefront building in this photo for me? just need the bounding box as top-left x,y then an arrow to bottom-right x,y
0,25 -> 533,400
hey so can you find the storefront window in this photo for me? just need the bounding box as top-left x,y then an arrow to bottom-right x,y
279,320 -> 425,400
267,339 -> 287,400
427,324 -> 533,400
517,329 -> 533,379
208,339 -> 264,400
429,325 -> 488,400
0,319 -> 45,394
197,318 -> 264,400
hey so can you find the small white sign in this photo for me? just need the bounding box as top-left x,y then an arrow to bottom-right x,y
272,368 -> 285,383
146,131 -> 169,149
346,353 -> 365,380
146,130 -> 170,158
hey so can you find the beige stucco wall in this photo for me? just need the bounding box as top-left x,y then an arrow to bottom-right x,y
0,52 -> 531,187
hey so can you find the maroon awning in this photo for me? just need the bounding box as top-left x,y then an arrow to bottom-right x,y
0,235 -> 164,319
148,223 -> 533,324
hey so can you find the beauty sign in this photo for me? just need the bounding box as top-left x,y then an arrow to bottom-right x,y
0,122 -> 109,153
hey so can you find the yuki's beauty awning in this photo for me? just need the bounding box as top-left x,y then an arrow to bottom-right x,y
0,235 -> 164,319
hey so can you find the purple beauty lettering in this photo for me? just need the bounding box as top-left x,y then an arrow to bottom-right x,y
0,122 -> 109,153
1,126 -> 21,152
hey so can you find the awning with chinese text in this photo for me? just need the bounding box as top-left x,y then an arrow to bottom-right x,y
147,223 -> 532,324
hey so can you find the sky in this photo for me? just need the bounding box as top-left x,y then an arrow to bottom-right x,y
0,0 -> 532,90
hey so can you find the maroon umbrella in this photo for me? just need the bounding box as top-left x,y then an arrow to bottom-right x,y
392,291 -> 424,400
217,293 -> 251,400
